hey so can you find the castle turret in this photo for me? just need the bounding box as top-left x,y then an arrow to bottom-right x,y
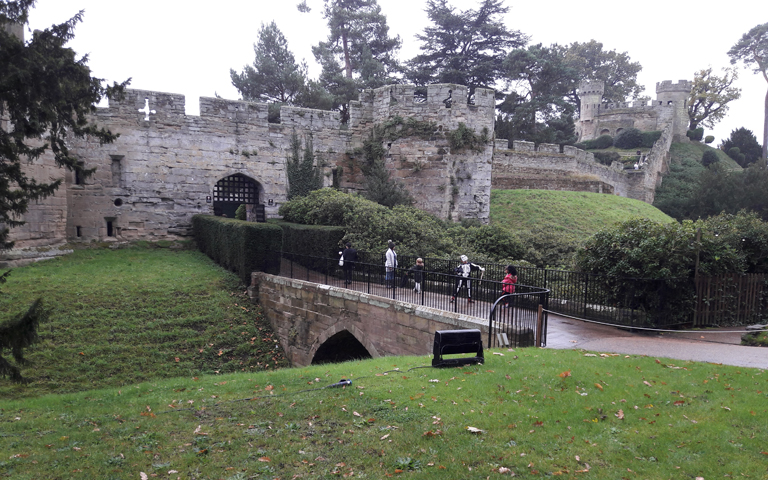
655,80 -> 693,139
578,80 -> 604,122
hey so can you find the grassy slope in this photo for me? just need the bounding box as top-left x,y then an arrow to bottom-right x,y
1,351 -> 765,479
670,141 -> 742,170
0,246 -> 289,400
490,189 -> 674,239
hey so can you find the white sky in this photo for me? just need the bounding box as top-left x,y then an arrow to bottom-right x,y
26,0 -> 767,145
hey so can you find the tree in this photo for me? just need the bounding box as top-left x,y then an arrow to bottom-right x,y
286,131 -> 322,199
406,0 -> 527,100
230,21 -> 308,104
721,127 -> 763,167
564,40 -> 643,113
309,0 -> 402,121
686,67 -> 741,131
729,22 -> 768,161
498,43 -> 577,143
1,1 -> 126,381
0,2 -> 127,250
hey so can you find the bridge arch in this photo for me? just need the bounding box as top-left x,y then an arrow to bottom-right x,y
310,323 -> 379,365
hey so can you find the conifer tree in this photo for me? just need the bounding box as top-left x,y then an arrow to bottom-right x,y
729,22 -> 768,161
286,131 -> 322,199
307,0 -> 402,121
0,1 -> 126,382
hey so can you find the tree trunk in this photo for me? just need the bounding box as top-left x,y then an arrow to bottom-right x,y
342,30 -> 352,79
763,87 -> 768,162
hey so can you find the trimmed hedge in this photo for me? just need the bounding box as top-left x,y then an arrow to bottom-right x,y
641,130 -> 662,148
192,215 -> 283,283
271,220 -> 347,276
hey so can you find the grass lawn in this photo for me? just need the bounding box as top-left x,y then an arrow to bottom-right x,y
0,245 -> 289,400
490,189 -> 674,239
1,351 -> 765,479
1,247 -> 765,479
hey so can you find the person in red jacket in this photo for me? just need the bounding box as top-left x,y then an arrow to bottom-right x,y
501,265 -> 518,308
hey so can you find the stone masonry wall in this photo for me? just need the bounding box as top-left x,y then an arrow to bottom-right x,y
490,132 -> 673,203
250,272 -> 487,367
4,83 -> 494,262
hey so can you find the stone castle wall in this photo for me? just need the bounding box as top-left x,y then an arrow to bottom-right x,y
491,123 -> 674,203
578,79 -> 692,142
3,84 -> 495,264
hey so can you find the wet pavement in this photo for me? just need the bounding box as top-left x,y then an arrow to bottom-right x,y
545,312 -> 767,370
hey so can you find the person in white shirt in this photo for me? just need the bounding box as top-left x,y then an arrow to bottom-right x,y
450,255 -> 485,304
385,241 -> 397,288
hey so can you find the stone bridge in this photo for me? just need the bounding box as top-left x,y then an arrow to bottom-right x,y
249,272 -> 489,366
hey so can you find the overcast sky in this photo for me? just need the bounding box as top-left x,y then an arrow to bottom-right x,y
26,0 -> 766,145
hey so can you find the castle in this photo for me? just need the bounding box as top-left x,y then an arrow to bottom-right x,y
577,79 -> 693,142
1,75 -> 691,266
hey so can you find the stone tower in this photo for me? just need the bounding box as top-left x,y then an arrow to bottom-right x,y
655,80 -> 693,139
578,80 -> 604,140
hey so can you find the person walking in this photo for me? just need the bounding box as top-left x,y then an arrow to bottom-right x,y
341,242 -> 357,286
408,257 -> 425,293
500,265 -> 518,308
385,241 -> 397,288
451,255 -> 485,304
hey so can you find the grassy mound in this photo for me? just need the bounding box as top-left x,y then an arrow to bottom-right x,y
669,141 -> 742,170
0,246 -> 289,400
0,350 -> 764,478
490,189 -> 674,240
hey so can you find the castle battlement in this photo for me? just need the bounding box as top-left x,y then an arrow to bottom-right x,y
578,80 -> 605,96
349,83 -> 495,130
656,79 -> 693,94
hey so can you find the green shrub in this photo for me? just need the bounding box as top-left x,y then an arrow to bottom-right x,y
235,204 -> 247,220
276,221 -> 346,258
701,150 -> 720,167
192,215 -> 283,283
727,147 -> 746,166
640,130 -> 662,148
704,135 -> 715,144
686,128 -> 704,141
593,151 -> 620,165
592,134 -> 614,149
613,128 -> 643,149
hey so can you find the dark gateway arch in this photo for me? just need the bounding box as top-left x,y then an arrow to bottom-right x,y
213,173 -> 263,219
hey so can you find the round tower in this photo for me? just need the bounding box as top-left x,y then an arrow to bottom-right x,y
656,80 -> 693,139
578,80 -> 604,122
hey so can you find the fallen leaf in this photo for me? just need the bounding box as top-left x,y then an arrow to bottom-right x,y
493,352 -> 504,356
559,370 -> 572,378
643,381 -> 652,387
466,426 -> 484,433
615,410 -> 624,420
258,457 -> 270,462
380,434 -> 390,440
353,411 -> 362,417
594,383 -> 603,391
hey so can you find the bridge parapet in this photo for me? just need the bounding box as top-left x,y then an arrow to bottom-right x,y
250,272 -> 487,366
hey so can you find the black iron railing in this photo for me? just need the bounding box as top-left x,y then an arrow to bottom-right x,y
282,250 -> 702,328
276,251 -> 549,333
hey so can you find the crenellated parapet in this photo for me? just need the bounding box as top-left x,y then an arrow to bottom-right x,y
349,83 -> 495,133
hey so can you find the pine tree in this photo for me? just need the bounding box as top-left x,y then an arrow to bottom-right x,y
1,1 -> 125,382
406,0 -> 526,100
230,21 -> 308,104
308,0 -> 402,121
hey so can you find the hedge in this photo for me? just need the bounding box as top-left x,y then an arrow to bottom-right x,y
192,215 -> 283,283
271,220 -> 346,275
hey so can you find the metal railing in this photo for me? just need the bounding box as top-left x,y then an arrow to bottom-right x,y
276,251 -> 549,343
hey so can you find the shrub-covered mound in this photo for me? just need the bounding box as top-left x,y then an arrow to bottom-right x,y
279,189 -> 525,263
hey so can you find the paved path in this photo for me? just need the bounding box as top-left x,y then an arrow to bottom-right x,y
278,259 -> 767,370
545,313 -> 767,370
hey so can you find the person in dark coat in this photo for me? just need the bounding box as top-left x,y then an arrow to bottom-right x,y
341,242 -> 357,286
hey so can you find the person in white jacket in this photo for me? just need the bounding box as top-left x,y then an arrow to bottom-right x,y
450,255 -> 485,303
385,240 -> 397,288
